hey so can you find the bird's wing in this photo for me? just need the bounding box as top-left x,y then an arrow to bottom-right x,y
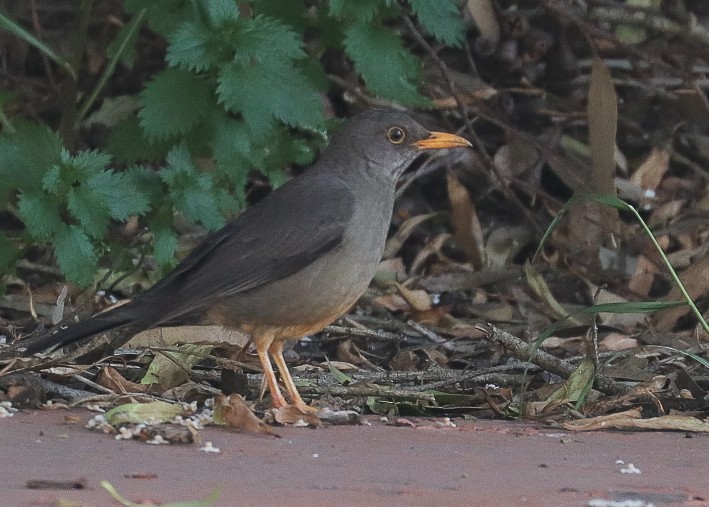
140,174 -> 355,320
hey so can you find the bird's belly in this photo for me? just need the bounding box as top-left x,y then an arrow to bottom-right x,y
206,243 -> 381,340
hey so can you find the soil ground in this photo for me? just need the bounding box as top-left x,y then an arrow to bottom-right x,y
2,409 -> 708,507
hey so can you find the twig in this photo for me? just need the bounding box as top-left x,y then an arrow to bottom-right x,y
323,325 -> 405,342
589,5 -> 709,46
297,383 -> 436,403
412,363 -> 538,392
477,323 -> 630,395
406,320 -> 456,352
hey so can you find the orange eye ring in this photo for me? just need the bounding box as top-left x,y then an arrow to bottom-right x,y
386,126 -> 406,144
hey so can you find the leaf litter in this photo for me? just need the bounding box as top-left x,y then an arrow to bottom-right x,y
1,2 -> 709,437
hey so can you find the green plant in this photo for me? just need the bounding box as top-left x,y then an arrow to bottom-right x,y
0,0 -> 466,287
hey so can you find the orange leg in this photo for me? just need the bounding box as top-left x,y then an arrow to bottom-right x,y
255,336 -> 288,409
269,340 -> 317,414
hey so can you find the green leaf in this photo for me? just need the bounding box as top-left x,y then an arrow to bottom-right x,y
123,164 -> 164,203
17,192 -> 63,240
105,400 -> 183,425
139,68 -> 214,141
217,61 -> 323,133
0,122 -> 62,193
106,9 -> 146,69
205,0 -> 239,25
210,115 -> 253,192
53,224 -> 98,286
326,358 -> 353,385
67,185 -> 110,238
149,214 -> 179,268
61,149 -> 112,182
408,0 -> 465,47
86,171 -> 151,221
344,23 -> 429,106
233,15 -> 305,63
161,144 -> 225,230
167,20 -> 219,72
329,0 -> 382,21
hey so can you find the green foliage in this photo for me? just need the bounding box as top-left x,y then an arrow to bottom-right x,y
0,0 -> 467,287
408,0 -> 465,47
139,68 -> 215,141
6,137 -> 151,285
161,144 -> 226,230
344,23 -> 430,107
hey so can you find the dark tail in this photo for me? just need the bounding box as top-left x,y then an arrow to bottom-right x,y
23,302 -> 145,354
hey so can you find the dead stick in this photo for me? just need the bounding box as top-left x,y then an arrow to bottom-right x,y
477,324 -> 629,395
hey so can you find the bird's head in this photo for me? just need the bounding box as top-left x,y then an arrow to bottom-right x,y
323,109 -> 472,182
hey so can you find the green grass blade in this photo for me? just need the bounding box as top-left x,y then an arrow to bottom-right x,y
0,9 -> 76,80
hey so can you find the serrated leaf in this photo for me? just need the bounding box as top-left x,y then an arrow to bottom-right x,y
217,61 -> 323,133
167,21 -> 219,72
54,224 -> 98,286
177,177 -> 225,230
67,186 -> 110,238
0,122 -> 62,193
123,164 -> 164,203
17,192 -> 63,240
139,68 -> 214,141
205,0 -> 239,25
161,144 -> 225,230
408,0 -> 465,47
233,15 -> 305,63
41,165 -> 62,194
149,214 -> 179,267
164,142 -> 194,174
329,0 -> 382,21
344,23 -> 429,106
210,115 -> 253,190
63,149 -> 112,180
86,171 -> 151,221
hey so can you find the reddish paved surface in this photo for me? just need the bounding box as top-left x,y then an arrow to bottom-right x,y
1,409 -> 708,507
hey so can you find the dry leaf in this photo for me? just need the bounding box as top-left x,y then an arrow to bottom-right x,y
653,254 -> 709,332
563,408 -> 709,432
140,343 -> 214,392
97,366 -> 147,394
271,405 -> 321,427
447,170 -> 485,269
395,283 -> 431,311
631,147 -> 670,192
374,293 -> 411,312
389,417 -> 417,428
466,0 -> 500,46
213,394 -> 279,436
128,326 -> 249,348
627,255 -> 659,298
383,212 -> 439,259
493,137 -> 541,183
599,333 -> 638,352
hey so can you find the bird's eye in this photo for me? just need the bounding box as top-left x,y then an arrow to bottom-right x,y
386,126 -> 406,144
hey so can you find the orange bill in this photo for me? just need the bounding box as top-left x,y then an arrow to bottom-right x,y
414,131 -> 472,150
